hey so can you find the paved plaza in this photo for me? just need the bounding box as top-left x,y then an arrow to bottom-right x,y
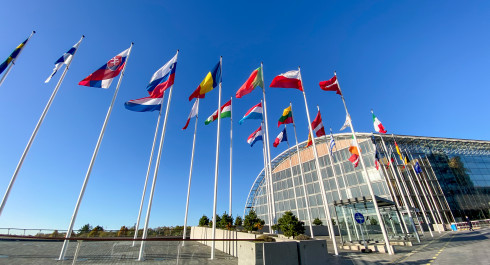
0,228 -> 488,264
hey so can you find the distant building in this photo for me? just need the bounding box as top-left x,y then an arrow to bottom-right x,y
245,133 -> 490,226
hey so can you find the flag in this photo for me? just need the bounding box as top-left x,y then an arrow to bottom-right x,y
239,102 -> 262,125
146,52 -> 178,97
348,136 -> 359,156
124,53 -> 178,112
205,99 -> 231,125
394,140 -> 404,162
269,70 -> 303,91
375,149 -> 381,170
329,133 -> 336,154
189,61 -> 222,101
319,75 -> 341,95
340,115 -> 351,131
79,47 -> 130,88
236,66 -> 264,98
182,99 -> 199,130
372,111 -> 387,134
349,154 -> 359,167
414,161 -> 422,174
278,106 -> 293,127
247,125 -> 263,147
306,133 -> 313,147
0,36 -> 30,75
311,110 -> 326,137
273,128 -> 288,147
45,38 -> 82,83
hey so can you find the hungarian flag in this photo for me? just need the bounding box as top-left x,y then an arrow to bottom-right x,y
236,66 -> 264,98
372,111 -> 387,134
79,47 -> 130,89
273,128 -> 288,147
189,60 -> 222,101
311,110 -> 326,137
204,99 -> 231,125
319,75 -> 341,95
269,70 -> 303,91
182,99 -> 199,130
278,106 -> 293,127
239,102 -> 263,125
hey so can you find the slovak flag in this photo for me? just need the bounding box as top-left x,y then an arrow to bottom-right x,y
79,47 -> 131,88
239,102 -> 263,125
273,128 -> 288,147
125,52 -> 178,112
247,125 -> 263,147
269,70 -> 303,91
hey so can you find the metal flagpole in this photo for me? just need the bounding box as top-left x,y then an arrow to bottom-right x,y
261,126 -> 273,232
133,100 -> 163,247
390,145 -> 424,236
423,156 -> 455,223
417,156 -> 449,225
373,134 -> 408,235
182,98 -> 200,245
210,56 -> 223,260
59,42 -> 133,260
138,50 -> 179,261
229,97 -> 233,216
284,125 -> 300,218
299,68 -> 338,255
0,35 -> 83,217
290,103 -> 314,237
407,153 -> 440,233
420,156 -> 454,223
332,135 -> 353,242
260,63 -> 276,225
334,72 -> 392,254
382,138 -> 422,241
0,31 -> 36,88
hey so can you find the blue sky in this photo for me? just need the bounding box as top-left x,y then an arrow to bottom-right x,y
0,0 -> 489,231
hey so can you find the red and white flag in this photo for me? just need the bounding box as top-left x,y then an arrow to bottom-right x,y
312,110 -> 326,137
319,75 -> 341,95
182,99 -> 199,130
372,111 -> 387,134
269,70 -> 303,91
348,154 -> 359,167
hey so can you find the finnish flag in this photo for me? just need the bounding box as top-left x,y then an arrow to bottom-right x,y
45,37 -> 83,83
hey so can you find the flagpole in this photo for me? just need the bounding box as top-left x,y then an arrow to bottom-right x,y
284,125 -> 300,218
210,56 -> 223,260
325,128 -> 352,242
407,152 -> 442,233
59,42 -> 133,260
262,121 -> 273,232
0,35 -> 83,217
182,99 -> 200,245
229,97 -> 233,216
299,68 -> 338,255
132,100 -> 163,247
380,136 -> 421,241
289,103 -> 314,238
334,72 -> 392,254
372,134 -> 408,235
260,63 -> 276,225
138,50 -> 179,261
0,31 -> 36,88
421,156 -> 455,223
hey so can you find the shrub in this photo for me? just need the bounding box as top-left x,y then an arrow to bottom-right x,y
220,212 -> 234,230
277,211 -> 305,238
234,216 -> 243,226
50,230 -> 60,238
199,215 -> 210,227
117,226 -> 129,237
78,223 -> 92,236
88,226 -> 104,237
257,235 -> 275,242
369,217 -> 378,226
313,218 -> 323,226
294,234 -> 311,240
243,210 -> 265,231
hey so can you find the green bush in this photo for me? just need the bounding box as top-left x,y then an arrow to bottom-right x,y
243,210 -> 265,231
369,217 -> 378,226
257,235 -> 275,242
313,218 -> 323,226
220,212 -> 234,230
234,216 -> 243,226
199,215 -> 210,227
277,211 -> 304,238
294,234 -> 311,240
88,226 -> 104,237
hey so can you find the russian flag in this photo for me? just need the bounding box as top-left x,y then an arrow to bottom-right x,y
247,125 -> 263,147
124,52 -> 178,112
79,47 -> 130,89
239,102 -> 263,125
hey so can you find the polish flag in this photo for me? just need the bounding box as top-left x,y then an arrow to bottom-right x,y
269,70 -> 303,91
183,99 -> 199,130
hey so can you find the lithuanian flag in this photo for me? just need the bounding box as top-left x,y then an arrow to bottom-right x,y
278,106 -> 293,127
188,60 -> 222,101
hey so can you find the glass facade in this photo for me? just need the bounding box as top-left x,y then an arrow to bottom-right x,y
245,133 -> 490,229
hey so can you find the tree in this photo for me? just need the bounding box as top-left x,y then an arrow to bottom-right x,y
199,215 -> 210,227
277,211 -> 305,238
117,226 -> 129,237
88,225 -> 104,237
313,218 -> 323,226
50,230 -> 60,238
220,212 -> 234,230
208,215 -> 221,228
78,223 -> 92,235
243,210 -> 265,231
369,217 -> 378,226
234,216 -> 243,226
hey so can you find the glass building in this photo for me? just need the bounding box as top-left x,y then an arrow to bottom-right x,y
244,133 -> 490,241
